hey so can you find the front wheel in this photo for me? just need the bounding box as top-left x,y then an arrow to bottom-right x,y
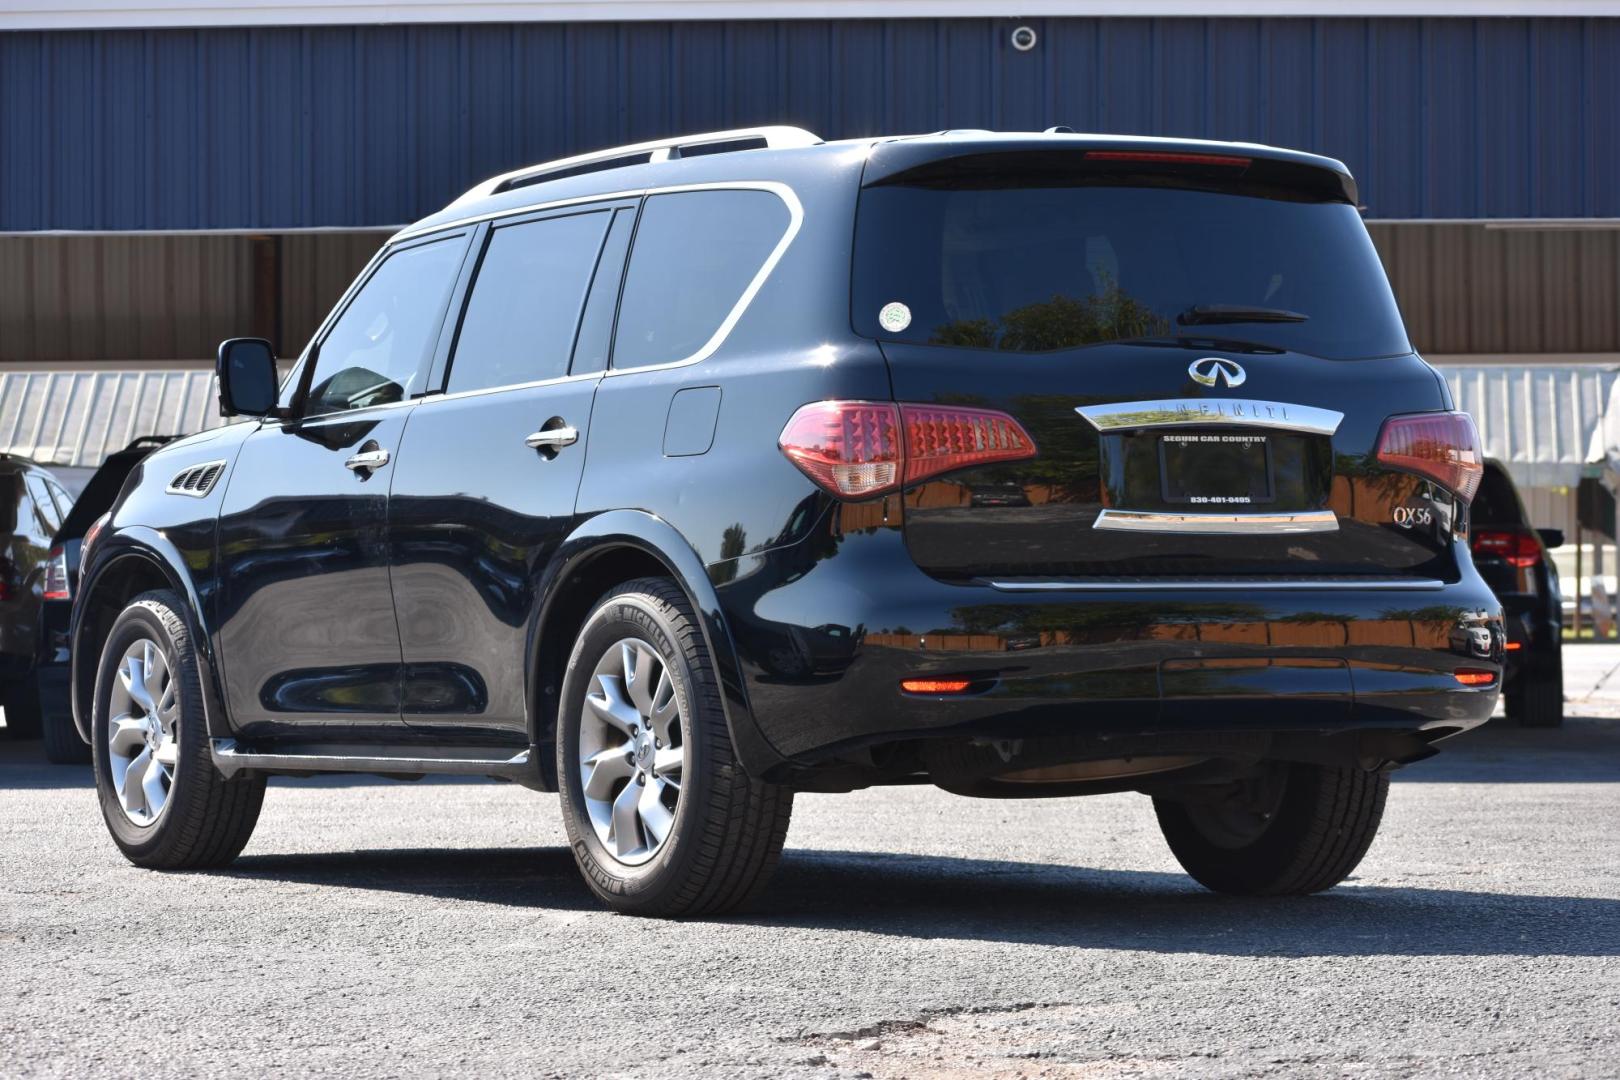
1153,762 -> 1389,896
557,578 -> 793,916
92,590 -> 265,869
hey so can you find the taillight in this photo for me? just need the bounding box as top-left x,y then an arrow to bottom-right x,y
779,401 -> 1037,499
82,513 -> 109,563
1375,411 -> 1484,502
42,545 -> 71,602
1472,528 -> 1541,568
1085,149 -> 1251,168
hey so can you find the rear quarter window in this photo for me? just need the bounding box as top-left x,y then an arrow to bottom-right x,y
612,189 -> 792,370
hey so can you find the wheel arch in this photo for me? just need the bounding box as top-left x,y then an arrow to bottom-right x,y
71,528 -> 229,744
528,510 -> 785,786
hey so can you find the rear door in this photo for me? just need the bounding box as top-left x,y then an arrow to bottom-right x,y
853,146 -> 1458,582
215,230 -> 470,737
388,201 -> 635,735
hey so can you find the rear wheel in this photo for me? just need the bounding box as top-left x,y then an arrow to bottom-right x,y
1153,762 -> 1388,895
1,676 -> 42,739
1505,649 -> 1563,728
40,698 -> 91,764
92,590 -> 265,869
557,578 -> 793,916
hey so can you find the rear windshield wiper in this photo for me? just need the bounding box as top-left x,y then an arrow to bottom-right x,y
1177,304 -> 1309,326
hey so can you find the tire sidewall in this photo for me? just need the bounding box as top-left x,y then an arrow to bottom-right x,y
92,593 -> 204,858
557,588 -> 713,908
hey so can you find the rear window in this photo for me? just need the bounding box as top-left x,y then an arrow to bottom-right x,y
852,172 -> 1410,361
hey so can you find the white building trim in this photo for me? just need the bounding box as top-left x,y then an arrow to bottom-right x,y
4,1 -> 1619,32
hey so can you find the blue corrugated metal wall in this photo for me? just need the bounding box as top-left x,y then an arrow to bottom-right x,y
2,17 -> 1616,230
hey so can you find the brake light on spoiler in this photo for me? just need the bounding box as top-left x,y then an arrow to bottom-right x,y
1375,412 -> 1484,502
779,401 -> 1037,499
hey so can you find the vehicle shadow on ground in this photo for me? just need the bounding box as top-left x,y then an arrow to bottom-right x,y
221,844 -> 1618,958
1394,714 -> 1620,783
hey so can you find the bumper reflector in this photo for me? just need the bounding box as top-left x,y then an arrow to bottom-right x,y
900,678 -> 973,695
1454,669 -> 1497,687
1504,641 -> 1523,651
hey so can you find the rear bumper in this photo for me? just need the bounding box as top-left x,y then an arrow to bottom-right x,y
717,527 -> 1503,764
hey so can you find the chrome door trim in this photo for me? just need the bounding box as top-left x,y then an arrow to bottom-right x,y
1076,398 -> 1344,436
984,577 -> 1447,593
1093,508 -> 1340,534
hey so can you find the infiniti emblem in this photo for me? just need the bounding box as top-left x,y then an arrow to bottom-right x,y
1189,357 -> 1246,388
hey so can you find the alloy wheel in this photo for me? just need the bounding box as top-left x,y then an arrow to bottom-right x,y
578,638 -> 687,866
106,637 -> 180,826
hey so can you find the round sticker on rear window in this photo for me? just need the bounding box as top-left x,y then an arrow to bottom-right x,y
878,301 -> 912,333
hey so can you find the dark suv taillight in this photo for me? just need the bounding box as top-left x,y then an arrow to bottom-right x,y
1472,528 -> 1541,568
779,401 -> 1037,499
1375,411 -> 1484,502
42,545 -> 71,601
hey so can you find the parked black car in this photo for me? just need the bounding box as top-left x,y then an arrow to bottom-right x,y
69,128 -> 1505,915
0,454 -> 75,740
1470,459 -> 1564,727
35,437 -> 177,762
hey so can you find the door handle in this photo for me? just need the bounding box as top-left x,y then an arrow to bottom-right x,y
345,448 -> 390,471
525,426 -> 579,451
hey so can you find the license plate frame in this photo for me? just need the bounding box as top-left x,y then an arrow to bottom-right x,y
1158,431 -> 1275,507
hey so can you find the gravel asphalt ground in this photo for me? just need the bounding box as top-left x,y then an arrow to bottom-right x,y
2,651 -> 1617,1079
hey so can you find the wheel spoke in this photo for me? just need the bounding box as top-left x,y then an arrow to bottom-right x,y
650,669 -> 679,743
652,746 -> 683,779
141,754 -> 169,816
120,655 -> 156,715
152,739 -> 180,769
120,748 -> 152,814
624,642 -> 657,717
581,745 -> 634,801
108,715 -> 148,756
587,676 -> 640,736
610,781 -> 643,858
141,641 -> 168,715
638,779 -> 674,845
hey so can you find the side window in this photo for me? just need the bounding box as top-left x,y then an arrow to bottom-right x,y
45,480 -> 74,521
448,210 -> 611,394
569,209 -> 636,376
25,476 -> 60,535
305,236 -> 466,417
612,189 -> 792,370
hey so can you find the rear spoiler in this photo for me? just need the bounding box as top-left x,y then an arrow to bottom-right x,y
861,139 -> 1358,207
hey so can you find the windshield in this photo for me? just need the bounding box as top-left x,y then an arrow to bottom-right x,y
852,179 -> 1410,360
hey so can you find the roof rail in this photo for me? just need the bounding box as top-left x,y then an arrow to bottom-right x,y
448,126 -> 823,208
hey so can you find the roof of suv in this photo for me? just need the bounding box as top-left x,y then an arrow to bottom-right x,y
400,128 -> 1357,240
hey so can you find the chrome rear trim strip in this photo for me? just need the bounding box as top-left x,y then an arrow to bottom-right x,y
1093,508 -> 1339,534
1076,398 -> 1344,436
985,578 -> 1448,592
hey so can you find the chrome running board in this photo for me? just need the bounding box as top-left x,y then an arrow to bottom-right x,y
211,739 -> 539,785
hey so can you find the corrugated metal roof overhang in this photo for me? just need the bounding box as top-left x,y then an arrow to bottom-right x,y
7,2 -> 1620,30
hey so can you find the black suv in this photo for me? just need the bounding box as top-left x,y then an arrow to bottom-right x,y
70,129 -> 1505,915
1,454 -> 75,740
1471,460 -> 1563,727
36,436 -> 177,762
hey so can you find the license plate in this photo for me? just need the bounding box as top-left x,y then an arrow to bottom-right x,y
1159,432 -> 1273,506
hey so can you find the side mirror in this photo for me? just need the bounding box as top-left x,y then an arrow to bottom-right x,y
1537,527 -> 1565,550
216,338 -> 279,417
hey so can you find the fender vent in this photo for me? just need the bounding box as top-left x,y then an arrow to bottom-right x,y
166,460 -> 226,498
